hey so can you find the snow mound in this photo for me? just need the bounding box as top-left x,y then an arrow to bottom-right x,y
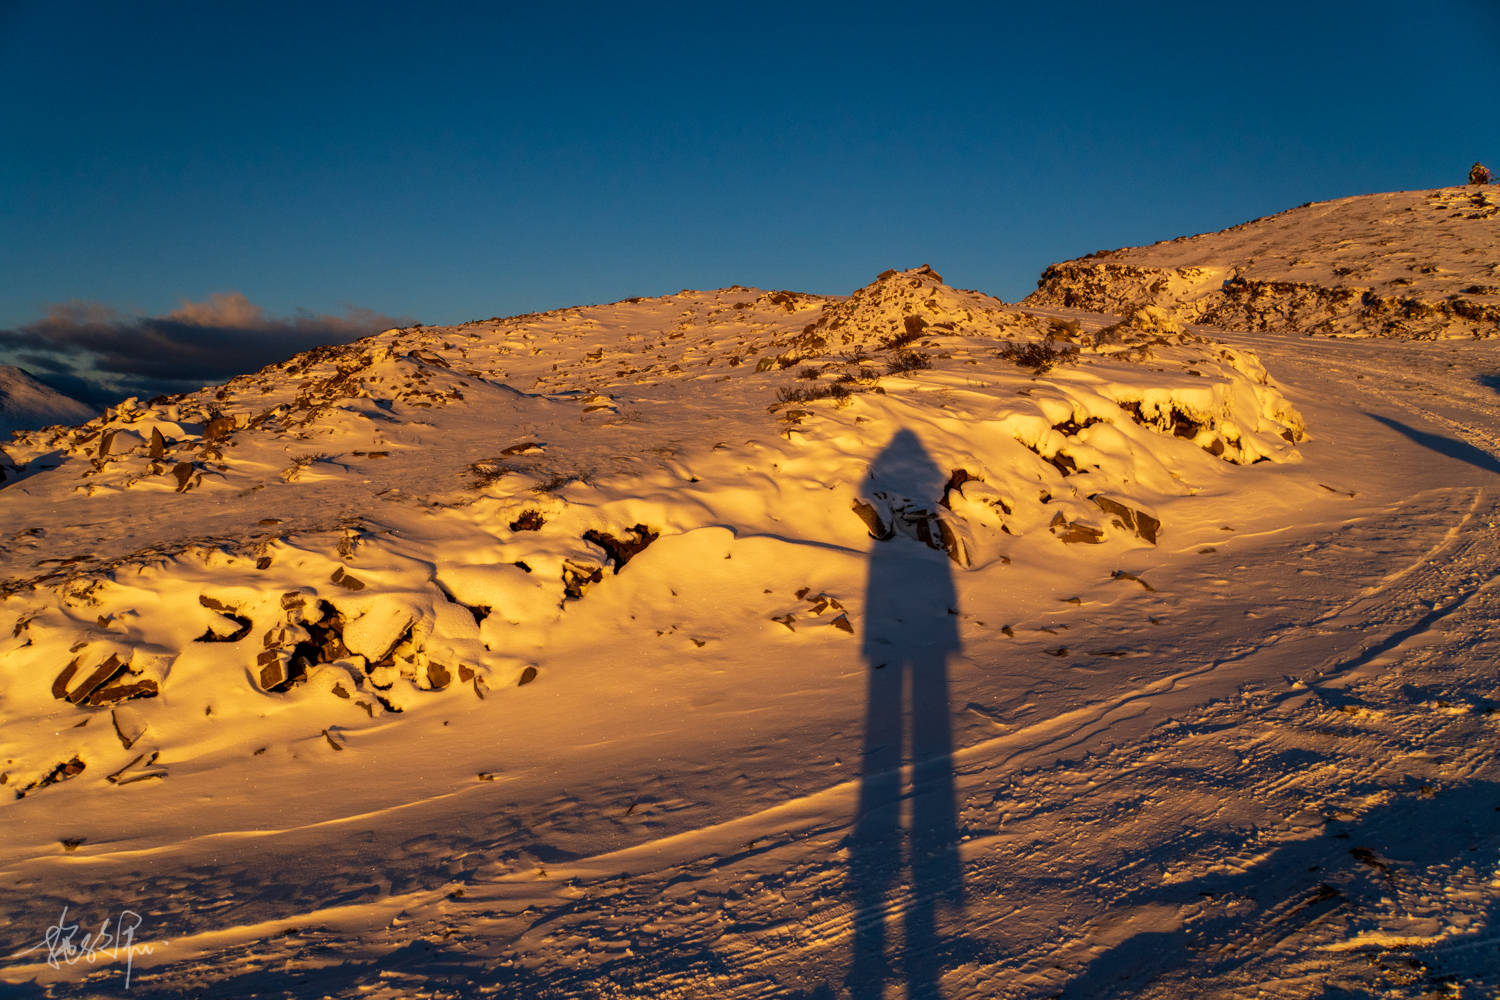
1026,187 -> 1500,339
0,268 -> 1304,797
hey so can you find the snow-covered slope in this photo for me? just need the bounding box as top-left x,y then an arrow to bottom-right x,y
0,266 -> 1304,796
0,365 -> 96,437
1027,187 -> 1500,338
15,251 -> 1500,999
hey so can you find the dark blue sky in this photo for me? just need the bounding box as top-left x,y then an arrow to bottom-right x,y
3,0 -> 1498,336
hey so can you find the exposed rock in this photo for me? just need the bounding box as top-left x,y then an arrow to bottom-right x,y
111,706 -> 148,749
939,469 -> 978,510
149,427 -> 167,459
583,524 -> 660,573
851,499 -> 893,539
106,750 -> 166,785
52,652 -> 159,706
1026,190 -> 1500,340
518,665 -> 538,686
196,594 -> 253,642
15,755 -> 85,798
330,567 -> 366,591
857,493 -> 969,566
1091,495 -> 1161,544
1049,511 -> 1105,544
171,461 -> 198,492
257,648 -> 306,693
255,611 -> 346,694
935,517 -> 969,567
1111,569 -> 1157,591
203,412 -> 236,442
562,560 -> 604,600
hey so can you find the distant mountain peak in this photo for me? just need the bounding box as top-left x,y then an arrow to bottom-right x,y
0,365 -> 97,436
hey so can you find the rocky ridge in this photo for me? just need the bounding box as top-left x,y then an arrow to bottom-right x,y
1026,187 -> 1500,339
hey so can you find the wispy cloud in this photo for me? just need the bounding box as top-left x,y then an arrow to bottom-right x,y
0,293 -> 412,406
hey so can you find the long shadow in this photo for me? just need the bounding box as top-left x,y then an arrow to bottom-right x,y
848,429 -> 964,1000
1366,412 -> 1500,474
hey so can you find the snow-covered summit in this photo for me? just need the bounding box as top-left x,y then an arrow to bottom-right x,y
0,364 -> 96,436
1026,187 -> 1500,338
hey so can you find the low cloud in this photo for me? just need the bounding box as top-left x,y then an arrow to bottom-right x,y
0,293 -> 412,407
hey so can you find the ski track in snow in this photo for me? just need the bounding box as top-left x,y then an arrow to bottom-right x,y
7,282 -> 1500,996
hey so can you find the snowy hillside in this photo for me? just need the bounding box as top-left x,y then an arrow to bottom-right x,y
4,244 -> 1500,999
1027,187 -> 1500,338
0,365 -> 96,437
0,265 -> 1304,790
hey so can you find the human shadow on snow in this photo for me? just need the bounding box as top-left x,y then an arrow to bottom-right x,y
846,429 -> 965,1000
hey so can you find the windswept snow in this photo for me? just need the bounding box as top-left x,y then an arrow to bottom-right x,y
3,192 -> 1500,999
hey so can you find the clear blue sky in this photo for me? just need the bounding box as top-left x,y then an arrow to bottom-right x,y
3,0 -> 1498,336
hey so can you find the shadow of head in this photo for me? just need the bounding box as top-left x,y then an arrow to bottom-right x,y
863,428 -> 947,503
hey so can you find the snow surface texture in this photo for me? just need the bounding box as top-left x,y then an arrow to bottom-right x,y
2,192 -> 1499,998
0,366 -> 96,437
1027,187 -> 1500,339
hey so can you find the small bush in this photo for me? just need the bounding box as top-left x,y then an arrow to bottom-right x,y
776,384 -> 825,404
776,381 -> 858,407
1470,162 -> 1492,185
886,351 -> 931,374
879,315 -> 930,351
509,509 -> 545,532
835,366 -> 882,385
999,341 -> 1077,375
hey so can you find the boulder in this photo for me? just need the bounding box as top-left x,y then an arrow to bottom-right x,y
582,525 -> 659,573
562,560 -> 604,600
851,499 -> 893,539
1090,495 -> 1161,544
52,653 -> 159,706
1049,511 -> 1105,544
